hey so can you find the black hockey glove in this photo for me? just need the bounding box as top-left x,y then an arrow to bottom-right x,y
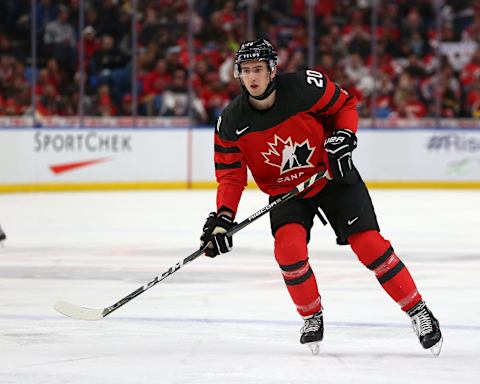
324,129 -> 358,183
200,212 -> 235,258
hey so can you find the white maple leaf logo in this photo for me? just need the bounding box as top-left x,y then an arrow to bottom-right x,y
261,135 -> 315,174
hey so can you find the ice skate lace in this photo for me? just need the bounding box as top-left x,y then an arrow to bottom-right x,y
412,309 -> 433,337
301,315 -> 322,334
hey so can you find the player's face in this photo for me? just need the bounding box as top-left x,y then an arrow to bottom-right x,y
239,61 -> 274,97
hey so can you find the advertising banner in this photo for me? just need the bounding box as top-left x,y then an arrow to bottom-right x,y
1,128 -> 479,191
0,129 -> 191,185
355,130 -> 480,181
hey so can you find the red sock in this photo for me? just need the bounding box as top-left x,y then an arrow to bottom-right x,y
274,223 -> 321,317
348,230 -> 422,312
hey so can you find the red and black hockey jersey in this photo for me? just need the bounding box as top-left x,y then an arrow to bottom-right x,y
214,69 -> 358,215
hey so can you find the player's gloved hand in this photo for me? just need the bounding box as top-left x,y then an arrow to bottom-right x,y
324,129 -> 358,183
200,212 -> 235,257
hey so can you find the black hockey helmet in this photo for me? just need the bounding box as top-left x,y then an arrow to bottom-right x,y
234,38 -> 278,78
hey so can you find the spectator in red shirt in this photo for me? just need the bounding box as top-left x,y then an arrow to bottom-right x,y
218,0 -> 236,33
397,91 -> 427,118
118,93 -> 134,116
35,68 -> 58,96
461,48 -> 480,88
199,72 -> 230,124
315,53 -> 336,79
144,58 -> 173,96
46,58 -> 63,93
466,78 -> 480,117
3,98 -> 19,115
79,25 -> 99,71
94,84 -> 117,116
140,58 -> 173,115
192,59 -> 211,94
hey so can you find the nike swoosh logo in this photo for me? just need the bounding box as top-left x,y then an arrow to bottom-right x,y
347,217 -> 359,226
235,125 -> 250,135
49,157 -> 111,175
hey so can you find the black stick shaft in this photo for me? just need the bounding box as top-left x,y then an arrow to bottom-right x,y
101,168 -> 329,318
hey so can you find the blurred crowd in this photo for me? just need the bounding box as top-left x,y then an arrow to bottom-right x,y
1,0 -> 480,124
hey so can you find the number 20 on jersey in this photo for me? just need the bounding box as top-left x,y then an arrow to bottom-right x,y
306,70 -> 324,88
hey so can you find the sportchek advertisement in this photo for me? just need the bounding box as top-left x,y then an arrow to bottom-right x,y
0,129 -> 193,184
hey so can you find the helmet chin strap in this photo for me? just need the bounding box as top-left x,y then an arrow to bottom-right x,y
241,72 -> 277,101
250,78 -> 277,100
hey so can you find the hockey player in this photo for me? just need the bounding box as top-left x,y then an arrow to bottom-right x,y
199,39 -> 442,356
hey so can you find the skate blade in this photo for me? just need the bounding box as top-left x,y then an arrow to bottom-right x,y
430,336 -> 443,357
307,342 -> 320,356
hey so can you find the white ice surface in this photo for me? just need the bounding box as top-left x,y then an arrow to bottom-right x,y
0,189 -> 479,383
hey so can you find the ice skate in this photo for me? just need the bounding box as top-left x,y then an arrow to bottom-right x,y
300,310 -> 324,355
407,301 -> 443,357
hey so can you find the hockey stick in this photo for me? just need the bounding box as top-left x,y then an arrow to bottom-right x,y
54,168 -> 330,321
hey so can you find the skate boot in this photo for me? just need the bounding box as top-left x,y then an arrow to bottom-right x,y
300,310 -> 324,355
407,300 -> 443,357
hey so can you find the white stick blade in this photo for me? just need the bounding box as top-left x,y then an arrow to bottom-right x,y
54,300 -> 104,321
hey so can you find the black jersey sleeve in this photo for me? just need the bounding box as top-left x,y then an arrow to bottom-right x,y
289,70 -> 355,117
213,113 -> 247,215
288,70 -> 358,133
